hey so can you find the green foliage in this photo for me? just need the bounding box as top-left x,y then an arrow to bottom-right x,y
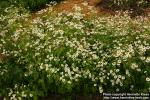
0,5 -> 150,99
1,0 -> 62,12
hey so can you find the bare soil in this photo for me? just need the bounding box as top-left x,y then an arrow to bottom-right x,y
53,0 -> 114,16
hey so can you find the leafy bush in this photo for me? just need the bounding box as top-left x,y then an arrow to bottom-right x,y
3,0 -> 62,11
0,0 -> 12,14
0,4 -> 150,99
100,0 -> 150,16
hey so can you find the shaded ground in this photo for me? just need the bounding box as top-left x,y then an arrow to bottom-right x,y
0,54 -> 5,63
41,94 -> 103,100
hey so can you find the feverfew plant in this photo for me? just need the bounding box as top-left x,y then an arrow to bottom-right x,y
0,3 -> 150,99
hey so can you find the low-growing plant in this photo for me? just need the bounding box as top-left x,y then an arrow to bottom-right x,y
4,0 -> 62,11
0,4 -> 150,99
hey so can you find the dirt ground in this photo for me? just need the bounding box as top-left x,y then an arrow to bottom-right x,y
53,0 -> 114,16
31,0 -> 115,18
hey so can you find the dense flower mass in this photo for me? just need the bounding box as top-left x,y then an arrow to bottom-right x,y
0,3 -> 150,99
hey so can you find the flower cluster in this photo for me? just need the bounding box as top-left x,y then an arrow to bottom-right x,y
0,3 -> 150,99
